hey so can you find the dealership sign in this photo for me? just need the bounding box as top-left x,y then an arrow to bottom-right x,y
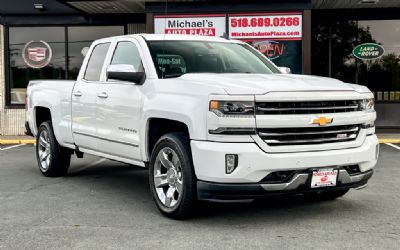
22,40 -> 52,69
154,14 -> 226,37
353,43 -> 385,60
228,13 -> 302,40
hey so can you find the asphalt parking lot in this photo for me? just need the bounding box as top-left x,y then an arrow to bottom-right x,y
1,143 -> 399,250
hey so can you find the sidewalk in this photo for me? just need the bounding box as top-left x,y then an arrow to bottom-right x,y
1,134 -> 400,144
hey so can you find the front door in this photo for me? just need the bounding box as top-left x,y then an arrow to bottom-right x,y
96,40 -> 143,161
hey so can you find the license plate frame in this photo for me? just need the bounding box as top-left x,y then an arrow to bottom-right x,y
310,168 -> 339,188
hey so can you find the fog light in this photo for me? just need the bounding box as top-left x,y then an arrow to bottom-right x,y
362,123 -> 375,135
225,154 -> 238,174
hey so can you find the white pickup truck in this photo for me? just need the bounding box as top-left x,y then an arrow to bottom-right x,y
26,34 -> 378,219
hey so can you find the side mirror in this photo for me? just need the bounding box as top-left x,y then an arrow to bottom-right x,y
278,67 -> 291,74
107,64 -> 145,84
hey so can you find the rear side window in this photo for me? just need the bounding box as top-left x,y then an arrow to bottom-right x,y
111,41 -> 143,72
84,42 -> 110,81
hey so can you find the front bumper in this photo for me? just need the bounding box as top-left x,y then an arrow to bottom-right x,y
191,135 -> 378,183
191,134 -> 378,201
197,169 -> 373,202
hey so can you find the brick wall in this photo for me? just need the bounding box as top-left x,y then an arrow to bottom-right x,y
0,24 -> 5,134
127,23 -> 146,34
0,25 -> 26,135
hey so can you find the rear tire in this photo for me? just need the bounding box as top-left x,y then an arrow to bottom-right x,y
36,121 -> 71,177
149,132 -> 196,219
305,189 -> 349,201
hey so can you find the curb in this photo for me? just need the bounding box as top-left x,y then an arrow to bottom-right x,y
0,139 -> 36,145
378,139 -> 400,144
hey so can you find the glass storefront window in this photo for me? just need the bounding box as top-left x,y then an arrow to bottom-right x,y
358,20 -> 400,101
250,40 -> 302,74
311,22 -> 330,77
7,25 -> 124,105
8,27 -> 66,104
312,20 -> 400,102
67,26 -> 124,79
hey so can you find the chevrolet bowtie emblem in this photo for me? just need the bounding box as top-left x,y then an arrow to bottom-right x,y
311,116 -> 333,126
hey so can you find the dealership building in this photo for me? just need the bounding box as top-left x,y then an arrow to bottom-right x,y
1,0 -> 399,135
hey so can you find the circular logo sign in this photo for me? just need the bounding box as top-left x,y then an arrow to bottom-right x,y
22,40 -> 52,69
353,43 -> 385,60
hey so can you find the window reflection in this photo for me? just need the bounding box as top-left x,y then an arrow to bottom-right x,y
7,26 -> 124,105
68,26 -> 124,79
358,20 -> 400,101
312,20 -> 400,102
9,27 -> 66,104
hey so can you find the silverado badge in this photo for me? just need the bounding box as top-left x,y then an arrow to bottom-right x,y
311,116 -> 333,126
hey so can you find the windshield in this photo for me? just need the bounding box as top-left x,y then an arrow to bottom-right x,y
147,40 -> 280,78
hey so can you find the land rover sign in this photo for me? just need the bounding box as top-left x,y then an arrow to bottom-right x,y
353,43 -> 385,60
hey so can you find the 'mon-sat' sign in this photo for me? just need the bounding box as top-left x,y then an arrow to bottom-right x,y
154,14 -> 226,37
353,43 -> 385,60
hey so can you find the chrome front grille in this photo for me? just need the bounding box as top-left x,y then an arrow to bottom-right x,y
258,124 -> 360,146
256,100 -> 361,115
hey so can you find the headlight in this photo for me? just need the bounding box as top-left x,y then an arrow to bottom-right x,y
209,100 -> 254,117
360,98 -> 374,112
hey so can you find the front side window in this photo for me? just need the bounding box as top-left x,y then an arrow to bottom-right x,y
147,41 -> 280,78
84,43 -> 110,81
111,41 -> 143,72
68,26 -> 124,79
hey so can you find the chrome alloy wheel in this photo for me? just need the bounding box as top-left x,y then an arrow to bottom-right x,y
38,130 -> 51,171
153,147 -> 183,208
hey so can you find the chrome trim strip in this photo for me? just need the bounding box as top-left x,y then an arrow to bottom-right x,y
259,127 -> 359,136
73,131 -> 139,147
257,105 -> 359,111
209,127 -> 256,135
338,169 -> 374,184
261,174 -> 309,191
355,184 -> 368,190
264,133 -> 357,144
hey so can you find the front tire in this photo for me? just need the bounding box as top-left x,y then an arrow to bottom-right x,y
36,121 -> 71,177
149,132 -> 196,219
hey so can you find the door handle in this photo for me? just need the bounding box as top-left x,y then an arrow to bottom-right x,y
97,92 -> 108,99
73,91 -> 82,97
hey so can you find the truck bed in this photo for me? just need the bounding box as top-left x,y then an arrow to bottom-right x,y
27,80 -> 76,146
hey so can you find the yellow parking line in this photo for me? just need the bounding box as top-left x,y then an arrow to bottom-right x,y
379,139 -> 400,144
0,139 -> 36,145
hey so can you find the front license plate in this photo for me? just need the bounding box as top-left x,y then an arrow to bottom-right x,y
311,168 -> 338,188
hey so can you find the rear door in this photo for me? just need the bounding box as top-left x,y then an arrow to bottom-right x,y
96,39 -> 144,161
71,42 -> 111,151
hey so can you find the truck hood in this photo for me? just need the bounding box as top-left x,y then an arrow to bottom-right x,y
178,73 -> 366,95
